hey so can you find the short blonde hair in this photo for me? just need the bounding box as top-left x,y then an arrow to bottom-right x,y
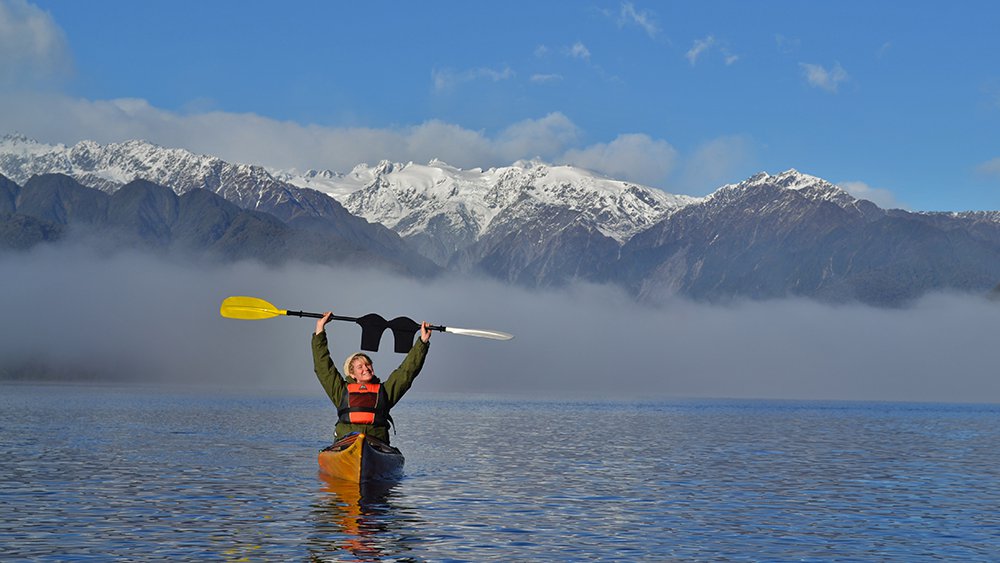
343,352 -> 373,378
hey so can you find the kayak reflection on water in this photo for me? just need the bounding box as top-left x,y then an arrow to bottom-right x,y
310,475 -> 408,561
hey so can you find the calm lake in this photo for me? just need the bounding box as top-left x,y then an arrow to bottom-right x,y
1,383 -> 998,561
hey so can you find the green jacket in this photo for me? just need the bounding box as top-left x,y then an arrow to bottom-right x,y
312,331 -> 429,444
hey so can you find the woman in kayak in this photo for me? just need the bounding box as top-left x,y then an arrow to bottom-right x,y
312,312 -> 431,445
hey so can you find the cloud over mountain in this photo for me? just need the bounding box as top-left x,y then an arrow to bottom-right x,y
3,244 -> 998,403
0,0 -> 72,87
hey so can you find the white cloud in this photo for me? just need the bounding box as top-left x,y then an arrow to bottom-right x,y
800,62 -> 849,92
496,112 -> 582,161
567,42 -> 591,61
0,0 -> 72,87
976,157 -> 1000,179
686,35 -> 739,66
4,84 -> 760,190
432,65 -> 514,92
676,135 -> 754,195
618,2 -> 659,38
686,36 -> 716,65
837,180 -> 905,210
0,87 -> 743,190
0,91 -> 596,173
561,133 -> 678,187
530,73 -> 563,84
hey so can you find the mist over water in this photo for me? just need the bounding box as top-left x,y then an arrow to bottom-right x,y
2,243 -> 998,404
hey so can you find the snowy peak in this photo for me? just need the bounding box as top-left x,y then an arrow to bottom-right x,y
336,159 -> 699,243
721,169 -> 839,196
707,168 -> 869,211
743,168 -> 826,190
0,135 -> 310,214
0,133 -> 53,156
0,135 -> 225,192
283,157 -> 703,267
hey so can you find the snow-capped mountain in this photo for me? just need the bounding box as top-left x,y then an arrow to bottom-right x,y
344,159 -> 694,241
0,134 -> 699,269
280,159 -> 698,266
618,169 -> 1000,304
3,133 -> 1000,306
708,169 -> 884,221
0,134 -> 439,274
0,133 -> 316,211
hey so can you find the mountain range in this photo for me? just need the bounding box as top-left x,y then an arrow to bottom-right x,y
3,133 -> 1000,306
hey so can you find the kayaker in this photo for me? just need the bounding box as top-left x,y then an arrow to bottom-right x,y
312,312 -> 431,445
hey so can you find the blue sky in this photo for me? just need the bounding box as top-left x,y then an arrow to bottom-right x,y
2,0 -> 1000,211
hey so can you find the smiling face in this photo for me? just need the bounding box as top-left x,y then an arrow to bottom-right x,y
349,355 -> 375,383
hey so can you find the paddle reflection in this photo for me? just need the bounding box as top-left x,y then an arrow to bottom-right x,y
310,474 -> 407,561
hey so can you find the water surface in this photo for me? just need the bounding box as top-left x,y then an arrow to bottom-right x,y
2,384 -> 998,561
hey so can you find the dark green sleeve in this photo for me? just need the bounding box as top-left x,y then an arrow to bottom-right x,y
312,332 -> 345,405
382,338 -> 429,408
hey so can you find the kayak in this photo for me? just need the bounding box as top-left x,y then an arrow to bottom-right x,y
318,433 -> 404,483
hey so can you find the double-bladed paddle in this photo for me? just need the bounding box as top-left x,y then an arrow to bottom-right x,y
220,296 -> 513,352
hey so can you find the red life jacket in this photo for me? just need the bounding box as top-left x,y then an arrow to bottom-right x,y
337,382 -> 392,428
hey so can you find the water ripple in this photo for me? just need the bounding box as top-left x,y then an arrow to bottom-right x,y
1,386 -> 998,561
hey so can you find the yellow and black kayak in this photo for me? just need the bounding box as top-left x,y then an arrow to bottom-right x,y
318,433 -> 404,483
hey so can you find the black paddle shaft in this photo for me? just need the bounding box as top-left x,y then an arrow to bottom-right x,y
286,310 -> 444,330
287,310 -> 445,352
286,310 -> 339,320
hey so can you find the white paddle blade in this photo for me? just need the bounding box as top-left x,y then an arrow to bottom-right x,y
444,327 -> 514,341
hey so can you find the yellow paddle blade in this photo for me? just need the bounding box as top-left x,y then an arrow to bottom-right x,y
220,296 -> 288,320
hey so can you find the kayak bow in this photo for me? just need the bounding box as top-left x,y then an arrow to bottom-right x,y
318,433 -> 404,483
